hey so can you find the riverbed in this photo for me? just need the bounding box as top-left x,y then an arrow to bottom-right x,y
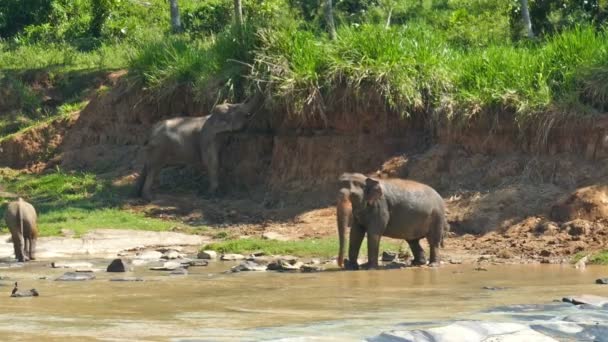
1,259 -> 607,341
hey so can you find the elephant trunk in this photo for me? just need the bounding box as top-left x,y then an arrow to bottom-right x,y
336,189 -> 352,268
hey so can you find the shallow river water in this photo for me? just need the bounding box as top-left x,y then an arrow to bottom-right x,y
0,260 -> 607,341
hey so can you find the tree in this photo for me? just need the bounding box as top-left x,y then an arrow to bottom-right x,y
169,0 -> 182,33
234,0 -> 244,28
519,0 -> 535,38
325,0 -> 337,40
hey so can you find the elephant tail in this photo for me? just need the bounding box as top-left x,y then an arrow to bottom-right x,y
133,164 -> 148,197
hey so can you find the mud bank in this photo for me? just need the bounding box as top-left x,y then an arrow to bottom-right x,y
1,76 -> 607,242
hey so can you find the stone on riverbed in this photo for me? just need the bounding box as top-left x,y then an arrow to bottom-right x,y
149,261 -> 183,271
231,261 -> 267,272
11,289 -> 39,297
198,250 -> 217,259
106,259 -> 126,272
301,264 -> 324,273
161,250 -> 182,260
221,253 -> 245,261
51,261 -> 93,269
56,272 -> 96,281
562,295 -> 608,307
183,259 -> 209,267
382,251 -> 398,262
596,278 -> 608,285
369,321 -> 558,342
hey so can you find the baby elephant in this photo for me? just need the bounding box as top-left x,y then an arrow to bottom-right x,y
4,198 -> 38,262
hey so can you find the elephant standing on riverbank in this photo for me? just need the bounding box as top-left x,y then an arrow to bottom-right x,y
4,198 -> 38,262
134,94 -> 263,201
336,173 -> 448,270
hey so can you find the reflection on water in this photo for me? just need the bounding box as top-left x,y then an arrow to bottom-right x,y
0,261 -> 606,341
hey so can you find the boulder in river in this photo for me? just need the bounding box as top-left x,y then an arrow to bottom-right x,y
595,278 -> 608,285
106,259 -> 126,273
184,259 -> 209,267
56,272 -> 96,281
198,250 -> 218,259
562,295 -> 608,307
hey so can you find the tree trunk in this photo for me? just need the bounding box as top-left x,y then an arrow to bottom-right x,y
325,0 -> 337,40
169,0 -> 181,33
234,0 -> 244,28
519,0 -> 534,38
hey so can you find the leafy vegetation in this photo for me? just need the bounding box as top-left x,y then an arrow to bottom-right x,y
573,250 -> 608,265
0,168 -> 197,237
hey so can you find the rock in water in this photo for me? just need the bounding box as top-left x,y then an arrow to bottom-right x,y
596,278 -> 608,285
150,261 -> 183,271
382,251 -> 398,262
221,254 -> 245,261
135,251 -> 163,260
197,250 -> 217,260
231,261 -> 267,272
11,289 -> 39,297
301,264 -> 324,273
161,250 -> 181,260
106,259 -> 126,273
56,272 -> 96,281
562,295 -> 608,307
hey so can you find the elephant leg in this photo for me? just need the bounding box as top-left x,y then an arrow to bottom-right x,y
203,145 -> 219,194
28,238 -> 36,261
427,213 -> 443,267
366,233 -> 382,269
347,224 -> 365,270
11,230 -> 25,262
141,166 -> 160,202
407,239 -> 426,266
24,238 -> 30,261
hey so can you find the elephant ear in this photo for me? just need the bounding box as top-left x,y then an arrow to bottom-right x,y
364,178 -> 383,204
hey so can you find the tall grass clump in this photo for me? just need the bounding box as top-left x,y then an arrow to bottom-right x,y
329,23 -> 452,115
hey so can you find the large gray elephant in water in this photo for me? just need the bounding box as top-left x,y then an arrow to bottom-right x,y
4,198 -> 38,262
134,94 -> 262,201
336,173 -> 448,270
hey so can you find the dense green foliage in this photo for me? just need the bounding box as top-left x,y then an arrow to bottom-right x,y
1,0 -> 608,135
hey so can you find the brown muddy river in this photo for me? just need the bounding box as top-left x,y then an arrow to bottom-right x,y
0,261 -> 606,341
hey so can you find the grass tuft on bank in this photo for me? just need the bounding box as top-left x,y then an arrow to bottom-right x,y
201,237 -> 405,258
573,250 -> 608,265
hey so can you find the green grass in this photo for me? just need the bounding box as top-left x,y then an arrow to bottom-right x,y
573,250 -> 608,265
0,169 -> 199,237
202,237 -> 405,258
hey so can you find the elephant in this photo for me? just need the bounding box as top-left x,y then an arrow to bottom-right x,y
336,173 -> 448,270
4,198 -> 38,262
134,93 -> 263,201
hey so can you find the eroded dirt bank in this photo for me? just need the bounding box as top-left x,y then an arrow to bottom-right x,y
1,74 -> 608,263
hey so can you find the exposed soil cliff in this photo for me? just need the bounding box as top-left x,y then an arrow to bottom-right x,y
1,74 -> 607,262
